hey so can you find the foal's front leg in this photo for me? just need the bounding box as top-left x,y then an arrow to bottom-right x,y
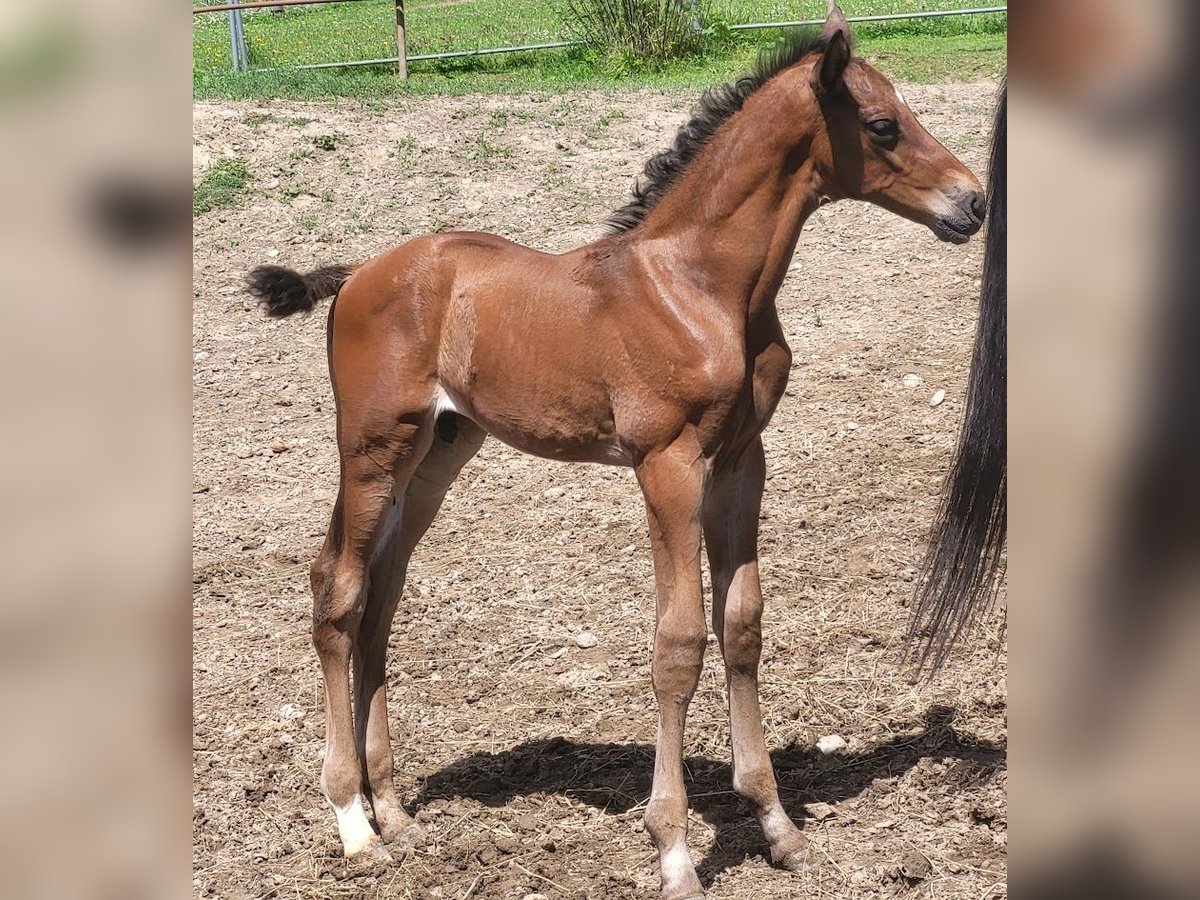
637,438 -> 710,900
703,439 -> 809,870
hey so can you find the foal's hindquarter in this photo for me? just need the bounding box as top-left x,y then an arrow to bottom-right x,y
298,23 -> 984,900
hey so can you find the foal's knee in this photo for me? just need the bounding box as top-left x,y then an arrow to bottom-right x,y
722,599 -> 765,673
653,615 -> 707,699
310,553 -> 366,651
723,622 -> 763,674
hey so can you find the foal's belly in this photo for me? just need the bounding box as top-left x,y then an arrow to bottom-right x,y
436,381 -> 633,466
435,337 -> 634,467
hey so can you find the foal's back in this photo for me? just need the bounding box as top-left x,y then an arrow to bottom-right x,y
332,231 -> 636,464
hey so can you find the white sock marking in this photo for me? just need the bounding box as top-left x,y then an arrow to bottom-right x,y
660,845 -> 697,889
331,794 -> 378,856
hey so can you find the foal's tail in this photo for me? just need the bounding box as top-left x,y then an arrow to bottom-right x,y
246,263 -> 357,318
907,78 -> 1007,671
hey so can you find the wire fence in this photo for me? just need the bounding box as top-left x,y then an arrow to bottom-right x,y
192,1 -> 1007,78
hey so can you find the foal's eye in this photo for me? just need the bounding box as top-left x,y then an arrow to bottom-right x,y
867,119 -> 898,139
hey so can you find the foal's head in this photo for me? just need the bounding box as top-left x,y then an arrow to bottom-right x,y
803,8 -> 986,244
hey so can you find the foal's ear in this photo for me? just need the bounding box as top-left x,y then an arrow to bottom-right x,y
813,2 -> 851,95
816,29 -> 851,96
820,1 -> 850,43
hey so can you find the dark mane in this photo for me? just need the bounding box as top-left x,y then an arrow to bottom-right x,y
606,29 -> 834,233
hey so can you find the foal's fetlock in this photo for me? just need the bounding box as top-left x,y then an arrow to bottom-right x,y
739,785 -> 809,872
731,766 -> 775,809
657,846 -> 705,900
334,814 -> 390,864
645,808 -> 704,900
643,800 -> 681,849
323,771 -> 384,862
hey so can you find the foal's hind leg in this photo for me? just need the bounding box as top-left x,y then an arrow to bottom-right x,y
703,439 -> 808,871
354,417 -> 486,846
311,418 -> 435,862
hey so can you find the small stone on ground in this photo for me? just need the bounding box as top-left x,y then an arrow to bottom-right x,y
816,734 -> 848,754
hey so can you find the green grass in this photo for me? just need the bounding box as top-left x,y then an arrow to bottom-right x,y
193,1 -> 1005,99
461,133 -> 515,160
193,158 -> 250,215
311,133 -> 342,150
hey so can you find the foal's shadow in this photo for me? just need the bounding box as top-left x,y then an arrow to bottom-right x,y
415,705 -> 1005,888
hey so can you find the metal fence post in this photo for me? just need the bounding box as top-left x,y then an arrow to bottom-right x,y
395,0 -> 408,79
228,1 -> 249,71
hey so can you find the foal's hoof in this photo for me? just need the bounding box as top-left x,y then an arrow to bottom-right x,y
662,881 -> 706,900
346,838 -> 392,868
777,847 -> 810,872
773,836 -> 811,872
384,821 -> 430,850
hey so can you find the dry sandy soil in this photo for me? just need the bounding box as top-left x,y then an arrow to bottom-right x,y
193,79 -> 1006,900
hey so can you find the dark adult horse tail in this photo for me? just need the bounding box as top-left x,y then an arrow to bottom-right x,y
908,78 -> 1007,671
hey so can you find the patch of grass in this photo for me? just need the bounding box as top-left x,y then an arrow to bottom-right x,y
462,134 -> 514,161
312,133 -> 341,150
345,209 -> 373,234
857,28 -> 1006,83
242,111 -> 283,127
280,182 -> 315,203
193,158 -> 249,216
584,106 -> 629,138
393,135 -> 423,164
193,2 -> 1006,99
948,131 -> 972,152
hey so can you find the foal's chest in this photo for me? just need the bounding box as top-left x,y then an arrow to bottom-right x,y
698,335 -> 792,464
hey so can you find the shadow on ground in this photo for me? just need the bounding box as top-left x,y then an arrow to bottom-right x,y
415,704 -> 1005,888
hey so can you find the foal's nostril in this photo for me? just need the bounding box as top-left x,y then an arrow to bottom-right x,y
969,191 -> 987,221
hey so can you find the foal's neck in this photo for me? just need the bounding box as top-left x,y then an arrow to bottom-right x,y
637,79 -> 824,326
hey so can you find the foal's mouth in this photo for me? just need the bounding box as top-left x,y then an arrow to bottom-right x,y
931,188 -> 986,244
933,214 -> 982,245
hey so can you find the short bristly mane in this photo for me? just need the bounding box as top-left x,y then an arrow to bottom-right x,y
607,29 -> 835,233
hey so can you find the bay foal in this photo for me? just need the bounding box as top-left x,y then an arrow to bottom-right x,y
248,8 -> 984,898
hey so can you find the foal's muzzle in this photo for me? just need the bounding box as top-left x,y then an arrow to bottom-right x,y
933,188 -> 986,245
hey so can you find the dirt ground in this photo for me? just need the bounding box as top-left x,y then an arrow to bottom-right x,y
193,79 -> 1006,900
